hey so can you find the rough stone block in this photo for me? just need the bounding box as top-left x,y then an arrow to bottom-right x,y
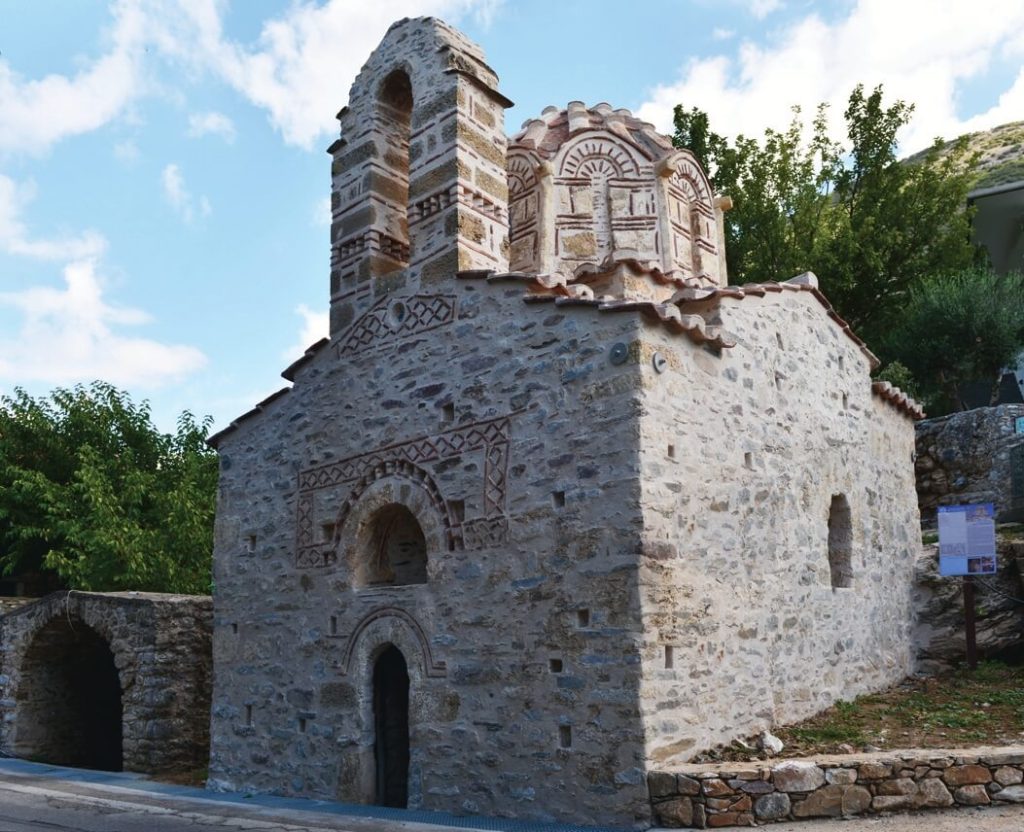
736,780 -> 774,795
954,784 -> 991,805
994,766 -> 1024,786
916,777 -> 954,807
872,794 -> 917,811
706,812 -> 751,828
792,785 -> 845,818
876,778 -> 917,796
772,761 -> 825,792
981,752 -> 1024,766
648,771 -> 678,799
858,762 -> 892,779
655,797 -> 693,827
702,779 -> 733,797
842,786 -> 872,815
825,768 -> 857,785
754,792 -> 791,821
943,764 -> 992,786
994,784 -> 1024,803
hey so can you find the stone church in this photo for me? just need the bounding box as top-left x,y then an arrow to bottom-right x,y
207,17 -> 923,826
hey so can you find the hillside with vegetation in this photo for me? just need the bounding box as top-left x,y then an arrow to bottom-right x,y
907,120 -> 1024,190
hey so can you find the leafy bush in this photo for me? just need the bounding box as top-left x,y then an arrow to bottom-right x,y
0,383 -> 217,594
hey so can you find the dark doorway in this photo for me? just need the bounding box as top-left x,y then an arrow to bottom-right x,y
373,644 -> 410,808
15,619 -> 123,771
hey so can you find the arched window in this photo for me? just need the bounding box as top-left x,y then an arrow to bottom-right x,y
689,204 -> 704,277
365,503 -> 428,586
827,494 -> 853,589
375,69 -> 413,273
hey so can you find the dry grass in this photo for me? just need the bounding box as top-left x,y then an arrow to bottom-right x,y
697,661 -> 1024,763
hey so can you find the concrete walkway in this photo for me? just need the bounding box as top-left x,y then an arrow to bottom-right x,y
1,758 -> 1023,831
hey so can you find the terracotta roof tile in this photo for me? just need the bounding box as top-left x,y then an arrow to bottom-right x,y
871,381 -> 926,420
672,275 -> 881,371
207,385 -> 292,449
282,337 -> 330,382
467,269 -> 739,348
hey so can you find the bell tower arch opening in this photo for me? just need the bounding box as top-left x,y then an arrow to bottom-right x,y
14,618 -> 123,771
373,644 -> 410,808
375,68 -> 413,275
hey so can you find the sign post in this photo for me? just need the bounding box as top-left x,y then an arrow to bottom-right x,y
937,503 -> 997,671
962,575 -> 978,670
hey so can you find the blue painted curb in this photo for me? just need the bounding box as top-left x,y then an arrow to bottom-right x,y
0,757 -> 629,832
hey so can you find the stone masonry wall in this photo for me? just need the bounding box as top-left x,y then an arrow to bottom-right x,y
208,279 -> 655,826
916,404 -> 1024,523
0,591 -> 212,773
208,18 -> 923,826
634,289 -> 920,768
328,18 -> 511,337
649,747 -> 1024,828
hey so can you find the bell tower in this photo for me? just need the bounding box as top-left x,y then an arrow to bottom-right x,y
327,18 -> 513,335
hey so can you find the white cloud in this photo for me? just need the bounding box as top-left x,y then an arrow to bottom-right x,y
0,174 -> 107,260
712,27 -> 736,41
313,196 -> 332,227
187,110 -> 236,142
637,0 -> 1024,156
0,259 -> 206,388
747,0 -> 783,19
161,163 -> 210,222
0,1 -> 499,155
0,0 -> 147,155
282,304 -> 328,361
146,0 -> 504,149
113,139 -> 141,163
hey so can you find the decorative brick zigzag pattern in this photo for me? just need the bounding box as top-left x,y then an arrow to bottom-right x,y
334,293 -> 457,357
296,415 -> 511,568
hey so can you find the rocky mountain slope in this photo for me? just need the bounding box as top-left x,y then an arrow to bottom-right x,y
907,121 -> 1024,190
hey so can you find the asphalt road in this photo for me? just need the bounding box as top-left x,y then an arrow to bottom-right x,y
2,760 -> 1024,832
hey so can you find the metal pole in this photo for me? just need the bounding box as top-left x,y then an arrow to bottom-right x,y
964,575 -> 978,671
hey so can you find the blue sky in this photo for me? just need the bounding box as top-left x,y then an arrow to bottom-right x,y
2,0 -> 1022,432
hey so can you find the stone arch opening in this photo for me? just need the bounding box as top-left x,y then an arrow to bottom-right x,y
15,617 -> 123,771
828,493 -> 854,589
364,503 -> 428,586
373,644 -> 410,808
375,68 -> 413,274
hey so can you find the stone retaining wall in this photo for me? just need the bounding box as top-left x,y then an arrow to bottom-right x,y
913,537 -> 1024,670
0,591 -> 212,773
915,404 -> 1024,523
649,747 -> 1024,828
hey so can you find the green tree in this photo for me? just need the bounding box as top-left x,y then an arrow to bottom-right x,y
882,268 -> 1024,413
0,383 -> 217,594
672,85 -> 978,345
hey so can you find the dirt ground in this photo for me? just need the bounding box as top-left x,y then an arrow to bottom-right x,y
753,804 -> 1024,831
696,661 -> 1024,763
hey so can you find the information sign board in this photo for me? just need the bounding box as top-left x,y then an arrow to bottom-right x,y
938,503 -> 997,576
